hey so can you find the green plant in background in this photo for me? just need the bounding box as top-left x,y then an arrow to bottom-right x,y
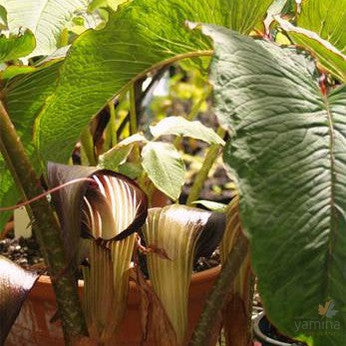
99,115 -> 224,201
0,0 -> 345,345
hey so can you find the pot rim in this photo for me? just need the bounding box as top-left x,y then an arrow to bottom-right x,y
253,312 -> 303,346
29,265 -> 221,303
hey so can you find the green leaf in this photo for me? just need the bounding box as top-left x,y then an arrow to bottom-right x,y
0,5 -> 8,29
278,0 -> 346,81
98,133 -> 147,171
3,0 -> 91,57
204,24 -> 346,346
34,0 -> 273,164
0,255 -> 38,344
0,65 -> 36,80
150,116 -> 225,145
141,142 -> 185,201
0,168 -> 18,234
0,29 -> 35,63
298,0 -> 345,54
0,61 -> 62,232
228,0 -> 274,35
277,17 -> 346,82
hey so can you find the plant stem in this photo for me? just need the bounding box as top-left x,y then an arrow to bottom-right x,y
107,100 -> 118,147
186,127 -> 225,206
129,84 -> 141,162
0,101 -> 88,344
173,86 -> 212,149
191,232 -> 249,345
80,125 -> 97,166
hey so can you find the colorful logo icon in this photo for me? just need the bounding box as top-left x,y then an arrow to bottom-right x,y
318,300 -> 338,318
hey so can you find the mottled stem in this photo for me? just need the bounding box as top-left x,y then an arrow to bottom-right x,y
0,101 -> 88,344
190,232 -> 249,345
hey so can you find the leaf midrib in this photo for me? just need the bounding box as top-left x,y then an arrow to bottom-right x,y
323,90 -> 337,298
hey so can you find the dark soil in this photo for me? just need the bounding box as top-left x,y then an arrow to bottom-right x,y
0,232 -> 44,271
1,229 -> 220,275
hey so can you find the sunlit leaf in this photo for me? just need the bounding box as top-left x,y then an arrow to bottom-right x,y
0,255 -> 39,344
298,0 -> 345,54
141,142 -> 185,201
277,17 -> 346,82
3,0 -> 92,57
150,116 -> 225,145
0,29 -> 35,63
34,0 -> 273,164
0,5 -> 7,29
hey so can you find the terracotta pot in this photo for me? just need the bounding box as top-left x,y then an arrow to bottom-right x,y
6,266 -> 220,346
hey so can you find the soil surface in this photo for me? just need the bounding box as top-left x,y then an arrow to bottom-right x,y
0,232 -> 44,271
1,229 -> 220,275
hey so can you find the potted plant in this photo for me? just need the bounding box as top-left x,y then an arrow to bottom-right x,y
0,0 -> 344,345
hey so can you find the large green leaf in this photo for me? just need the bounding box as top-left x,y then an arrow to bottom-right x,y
34,0 -> 273,164
298,0 -> 345,54
204,24 -> 346,346
277,18 -> 346,82
2,0 -> 91,57
279,0 -> 346,81
0,61 -> 61,232
0,29 -> 35,63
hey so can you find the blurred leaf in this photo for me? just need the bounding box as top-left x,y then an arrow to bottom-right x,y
0,255 -> 39,344
150,116 -> 225,145
143,205 -> 217,344
34,0 -> 273,164
0,5 -> 7,29
0,29 -> 35,63
3,0 -> 92,57
98,133 -> 147,171
193,200 -> 228,213
142,142 -> 185,201
277,17 -> 346,82
118,162 -> 143,179
98,145 -> 132,171
205,23 -> 346,345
